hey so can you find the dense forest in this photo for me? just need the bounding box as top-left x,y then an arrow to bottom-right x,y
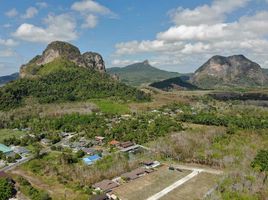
0,67 -> 150,110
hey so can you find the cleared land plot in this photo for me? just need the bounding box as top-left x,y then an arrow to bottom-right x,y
113,166 -> 190,200
160,172 -> 219,200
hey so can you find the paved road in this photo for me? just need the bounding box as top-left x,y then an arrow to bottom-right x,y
0,156 -> 33,172
170,164 -> 223,175
146,170 -> 202,200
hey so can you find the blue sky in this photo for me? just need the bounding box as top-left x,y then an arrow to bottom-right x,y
0,0 -> 268,76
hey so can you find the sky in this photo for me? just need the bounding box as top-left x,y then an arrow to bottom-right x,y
0,0 -> 268,76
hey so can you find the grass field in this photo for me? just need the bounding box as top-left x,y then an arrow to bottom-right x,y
160,172 -> 219,200
0,129 -> 26,143
113,166 -> 190,200
91,99 -> 130,114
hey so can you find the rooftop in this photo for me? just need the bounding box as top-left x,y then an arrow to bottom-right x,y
93,179 -> 119,192
83,154 -> 101,165
0,144 -> 13,154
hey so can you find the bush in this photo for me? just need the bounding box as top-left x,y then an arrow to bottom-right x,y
0,178 -> 15,200
251,150 -> 268,172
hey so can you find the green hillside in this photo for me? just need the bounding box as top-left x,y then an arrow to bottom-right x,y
107,60 -> 180,86
0,61 -> 150,111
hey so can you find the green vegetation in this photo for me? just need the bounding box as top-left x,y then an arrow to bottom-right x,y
16,176 -> 51,200
0,66 -> 150,111
36,58 -> 77,76
0,178 -> 15,200
0,129 -> 25,143
107,61 -> 181,86
91,99 -> 129,114
251,150 -> 268,172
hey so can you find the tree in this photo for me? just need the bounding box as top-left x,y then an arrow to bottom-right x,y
0,178 -> 15,200
76,150 -> 85,158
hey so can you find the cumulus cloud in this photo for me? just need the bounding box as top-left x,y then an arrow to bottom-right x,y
5,8 -> 18,18
114,0 -> 268,70
0,39 -> 18,47
71,0 -> 113,15
21,7 -> 38,19
13,14 -> 77,43
71,0 -> 117,29
169,0 -> 250,25
82,14 -> 98,28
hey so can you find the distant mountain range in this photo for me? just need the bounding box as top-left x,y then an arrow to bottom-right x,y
107,60 -> 181,86
0,73 -> 19,86
1,54 -> 268,90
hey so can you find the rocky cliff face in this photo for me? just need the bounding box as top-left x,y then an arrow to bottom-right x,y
20,41 -> 106,78
191,55 -> 268,88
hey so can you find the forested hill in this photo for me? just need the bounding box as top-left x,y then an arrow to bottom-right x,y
0,63 -> 150,111
0,41 -> 150,110
107,60 -> 180,86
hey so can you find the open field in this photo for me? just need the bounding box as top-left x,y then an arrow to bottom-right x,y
90,99 -> 130,114
10,169 -> 89,200
0,129 -> 25,143
160,172 -> 219,200
113,166 -> 190,200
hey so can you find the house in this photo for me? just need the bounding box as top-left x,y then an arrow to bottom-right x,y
108,140 -> 120,146
82,148 -> 95,155
121,168 -> 153,181
119,141 -> 134,149
83,154 -> 101,165
95,136 -> 105,144
0,144 -> 14,156
90,194 -> 109,200
143,160 -> 161,168
92,179 -> 119,192
120,144 -> 139,153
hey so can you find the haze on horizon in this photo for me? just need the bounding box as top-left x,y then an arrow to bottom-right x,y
0,0 -> 268,76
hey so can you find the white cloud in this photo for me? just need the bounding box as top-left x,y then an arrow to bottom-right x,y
0,49 -> 16,57
82,14 -> 98,28
13,14 -> 77,43
71,0 -> 112,15
0,39 -> 18,47
71,0 -> 117,29
5,8 -> 18,18
169,0 -> 250,25
114,0 -> 268,71
111,59 -> 139,66
157,24 -> 228,41
21,7 -> 38,19
36,2 -> 48,8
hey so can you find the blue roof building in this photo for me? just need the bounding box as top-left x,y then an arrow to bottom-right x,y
83,154 -> 101,165
0,144 -> 13,155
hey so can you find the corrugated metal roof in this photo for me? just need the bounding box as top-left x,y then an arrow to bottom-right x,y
0,144 -> 13,154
